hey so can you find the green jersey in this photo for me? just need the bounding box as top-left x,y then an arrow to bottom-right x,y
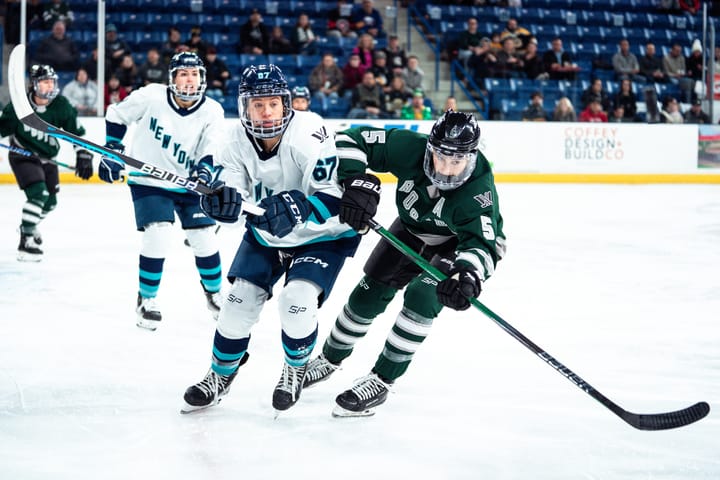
336,126 -> 506,280
0,94 -> 84,159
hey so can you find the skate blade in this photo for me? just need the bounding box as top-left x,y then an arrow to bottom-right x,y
17,252 -> 42,262
136,318 -> 160,331
331,404 -> 376,418
180,400 -> 218,414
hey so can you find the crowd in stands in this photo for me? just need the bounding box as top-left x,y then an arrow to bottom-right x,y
2,0 -> 720,123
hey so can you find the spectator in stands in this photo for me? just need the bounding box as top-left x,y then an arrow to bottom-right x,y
309,53 -> 345,108
104,74 -> 128,113
500,18 -> 532,53
684,98 -> 711,124
105,23 -> 131,72
114,54 -> 139,93
161,27 -> 185,65
343,53 -> 369,95
714,46 -> 720,73
42,0 -> 73,29
400,89 -> 433,120
663,43 -> 694,104
552,97 -> 576,122
523,38 -> 547,80
521,91 -> 547,122
612,39 -> 643,83
687,39 -> 704,93
371,51 -> 392,91
33,20 -> 79,72
81,48 -> 109,81
468,36 -> 496,85
491,36 -> 524,79
204,46 -> 229,99
351,0 -> 384,39
542,37 -> 577,81
187,26 -> 209,60
326,0 -> 357,40
62,67 -> 97,116
348,70 -> 388,119
385,75 -> 413,117
579,96 -> 608,122
660,96 -> 684,123
581,78 -> 611,112
137,48 -> 167,86
4,0 -> 44,45
384,34 -> 408,77
353,34 -> 376,70
457,18 -> 484,70
291,12 -> 317,55
402,55 -> 425,92
291,86 -> 312,112
239,8 -> 270,55
443,96 -> 457,113
608,105 -> 629,123
612,78 -> 638,122
639,43 -> 668,84
679,0 -> 700,14
268,26 -> 295,54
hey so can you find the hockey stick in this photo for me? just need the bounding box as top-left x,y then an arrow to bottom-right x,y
0,141 -> 77,169
367,218 -> 710,431
8,44 -> 264,216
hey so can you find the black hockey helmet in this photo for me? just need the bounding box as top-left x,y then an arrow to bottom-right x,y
29,64 -> 60,101
424,110 -> 480,190
168,51 -> 206,101
237,64 -> 292,139
291,85 -> 311,100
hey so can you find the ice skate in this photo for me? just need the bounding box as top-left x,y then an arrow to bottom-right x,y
136,294 -> 162,331
201,282 -> 222,320
17,233 -> 43,262
181,368 -> 238,414
332,372 -> 393,418
303,353 -> 341,388
272,362 -> 307,414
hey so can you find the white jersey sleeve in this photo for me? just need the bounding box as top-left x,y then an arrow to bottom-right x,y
105,83 -> 226,192
216,111 -> 355,247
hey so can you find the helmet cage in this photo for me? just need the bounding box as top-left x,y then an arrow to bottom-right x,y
168,53 -> 207,101
423,144 -> 477,190
30,65 -> 60,101
237,65 -> 292,139
423,110 -> 480,190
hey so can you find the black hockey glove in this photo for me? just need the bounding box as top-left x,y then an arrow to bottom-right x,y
200,180 -> 243,223
246,190 -> 314,238
74,149 -> 94,180
339,173 -> 381,233
98,142 -> 125,183
436,264 -> 482,311
189,160 -> 213,185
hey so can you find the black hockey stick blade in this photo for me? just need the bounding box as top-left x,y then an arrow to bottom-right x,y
621,402 -> 710,431
367,218 -> 710,430
8,45 -> 265,216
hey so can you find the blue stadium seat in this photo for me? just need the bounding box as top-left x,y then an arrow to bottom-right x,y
240,54 -> 268,67
297,55 -> 322,71
325,96 -> 350,118
120,12 -> 150,29
208,0 -> 243,14
268,54 -> 299,74
500,99 -> 524,120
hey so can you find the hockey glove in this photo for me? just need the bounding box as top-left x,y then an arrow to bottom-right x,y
246,190 -> 313,238
189,160 -> 213,185
200,180 -> 242,223
339,173 -> 381,233
436,264 -> 482,311
98,142 -> 125,183
74,149 -> 94,180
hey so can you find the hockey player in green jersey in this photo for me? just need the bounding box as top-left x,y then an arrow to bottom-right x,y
304,110 -> 506,417
0,64 -> 93,261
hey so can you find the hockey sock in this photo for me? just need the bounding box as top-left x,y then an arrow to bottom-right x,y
323,276 -> 398,364
138,255 -> 164,299
282,327 -> 318,366
195,252 -> 222,293
211,331 -> 250,376
20,182 -> 49,234
373,307 -> 434,382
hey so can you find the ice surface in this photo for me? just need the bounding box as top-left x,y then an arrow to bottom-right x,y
0,183 -> 718,479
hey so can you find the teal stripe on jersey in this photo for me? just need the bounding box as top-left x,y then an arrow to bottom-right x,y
306,195 -> 332,222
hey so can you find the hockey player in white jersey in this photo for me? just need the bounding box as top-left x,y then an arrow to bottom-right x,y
182,64 -> 361,414
99,52 -> 226,330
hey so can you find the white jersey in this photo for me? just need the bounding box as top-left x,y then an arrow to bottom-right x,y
105,83 -> 225,191
218,110 -> 355,248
